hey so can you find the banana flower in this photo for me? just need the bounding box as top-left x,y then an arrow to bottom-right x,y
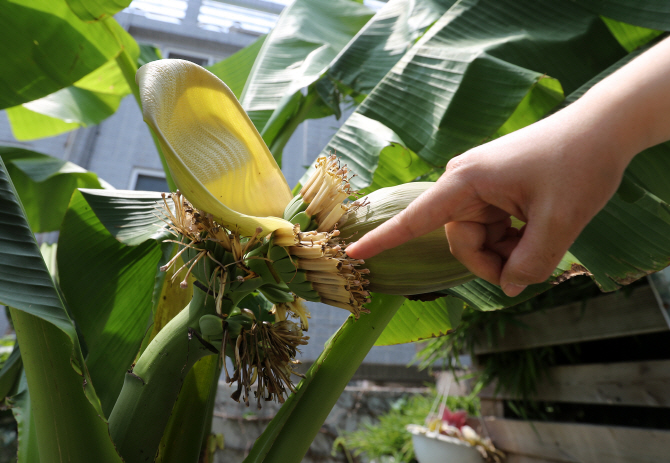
136,59 -> 294,237
135,59 -> 473,406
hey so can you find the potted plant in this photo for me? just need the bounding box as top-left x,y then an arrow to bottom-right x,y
408,407 -> 504,463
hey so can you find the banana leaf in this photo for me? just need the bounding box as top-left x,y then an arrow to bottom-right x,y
0,157 -> 121,461
0,0 -> 131,109
0,147 -> 106,233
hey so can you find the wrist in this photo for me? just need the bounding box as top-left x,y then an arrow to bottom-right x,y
558,86 -> 641,174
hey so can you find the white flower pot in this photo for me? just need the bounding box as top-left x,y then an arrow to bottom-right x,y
407,425 -> 484,463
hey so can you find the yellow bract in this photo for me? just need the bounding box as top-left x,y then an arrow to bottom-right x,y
136,59 -> 294,236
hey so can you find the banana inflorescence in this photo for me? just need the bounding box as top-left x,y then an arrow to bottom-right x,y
157,156 -> 473,408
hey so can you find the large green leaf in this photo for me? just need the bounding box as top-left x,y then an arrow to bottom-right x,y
78,189 -> 170,245
66,0 -> 132,21
0,157 -> 121,460
240,0 -> 373,155
0,1 -> 129,109
443,251 -> 588,311
375,296 -> 464,346
6,28 -> 140,141
207,35 -> 267,100
299,0 -> 615,190
572,0 -> 670,30
0,147 -> 105,233
324,0 -> 456,99
355,0 -> 624,167
6,107 -> 80,140
58,190 -> 162,415
302,75 -> 563,192
241,0 -> 372,117
8,84 -> 123,141
570,185 -> 670,291
302,113 -> 433,191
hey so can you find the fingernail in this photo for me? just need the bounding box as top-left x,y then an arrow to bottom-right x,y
503,283 -> 527,298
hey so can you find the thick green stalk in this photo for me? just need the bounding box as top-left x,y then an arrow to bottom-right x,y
244,293 -> 406,463
10,308 -> 122,463
108,288 -> 217,462
266,90 -> 319,165
155,355 -> 221,462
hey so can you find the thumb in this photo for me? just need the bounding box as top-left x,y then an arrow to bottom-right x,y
499,217 -> 578,297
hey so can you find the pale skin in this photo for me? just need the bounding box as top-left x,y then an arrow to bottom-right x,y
346,37 -> 670,298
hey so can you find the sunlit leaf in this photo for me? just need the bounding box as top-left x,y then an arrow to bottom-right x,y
375,296 -> 464,345
58,190 -> 162,415
0,157 -> 121,460
0,2 -> 129,109
0,147 -> 105,233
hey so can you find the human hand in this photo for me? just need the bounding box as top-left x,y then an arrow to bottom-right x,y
346,37 -> 670,297
346,103 -> 636,297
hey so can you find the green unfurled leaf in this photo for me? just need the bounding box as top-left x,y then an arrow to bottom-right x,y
446,252 -> 588,311
571,187 -> 670,291
300,113 -> 434,192
300,0 -> 617,191
375,296 -> 464,346
0,157 -> 121,460
207,35 -> 267,99
493,76 -> 564,138
0,147 -> 105,233
366,143 -> 434,192
66,0 -> 131,21
572,0 -> 670,31
8,87 -> 122,139
58,190 -> 162,415
626,143 -> 670,204
6,106 -> 80,140
0,1 -> 129,109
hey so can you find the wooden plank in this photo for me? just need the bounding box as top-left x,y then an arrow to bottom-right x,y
484,418 -> 670,463
479,398 -> 504,417
474,286 -> 667,354
479,359 -> 670,407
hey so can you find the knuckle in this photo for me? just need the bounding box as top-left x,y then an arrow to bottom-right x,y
445,155 -> 470,176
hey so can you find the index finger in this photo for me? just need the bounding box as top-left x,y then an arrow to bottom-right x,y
345,181 -> 459,259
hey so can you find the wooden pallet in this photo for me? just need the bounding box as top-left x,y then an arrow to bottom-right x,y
472,285 -> 670,463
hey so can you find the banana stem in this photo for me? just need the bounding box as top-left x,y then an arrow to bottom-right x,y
243,293 -> 406,463
267,90 -> 319,166
109,288 -> 217,462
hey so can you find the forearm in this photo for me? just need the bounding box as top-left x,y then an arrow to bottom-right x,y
562,36 -> 670,168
